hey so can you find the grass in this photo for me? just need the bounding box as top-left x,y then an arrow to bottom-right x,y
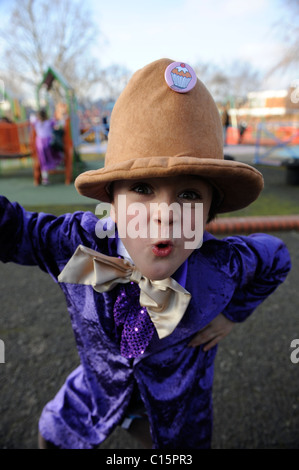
21,191 -> 98,218
221,164 -> 299,218
24,203 -> 96,216
23,164 -> 299,218
1,151 -> 104,216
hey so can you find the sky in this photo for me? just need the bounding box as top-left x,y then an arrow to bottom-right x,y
91,0 -> 294,90
0,0 -> 296,96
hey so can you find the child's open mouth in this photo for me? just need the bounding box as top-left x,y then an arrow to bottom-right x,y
152,241 -> 173,257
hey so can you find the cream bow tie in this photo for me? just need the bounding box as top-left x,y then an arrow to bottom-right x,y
58,245 -> 191,339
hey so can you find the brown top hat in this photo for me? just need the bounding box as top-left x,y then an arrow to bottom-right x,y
75,58 -> 263,213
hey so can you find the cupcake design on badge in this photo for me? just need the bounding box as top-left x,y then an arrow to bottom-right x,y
165,61 -> 197,93
171,63 -> 192,89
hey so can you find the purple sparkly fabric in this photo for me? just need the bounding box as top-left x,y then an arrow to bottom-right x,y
0,197 -> 292,449
113,281 -> 155,358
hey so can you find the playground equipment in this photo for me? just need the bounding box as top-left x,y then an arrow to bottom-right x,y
254,121 -> 299,185
255,122 -> 299,164
0,88 -> 32,167
79,122 -> 109,153
78,101 -> 113,154
0,120 -> 31,158
34,66 -> 81,185
0,86 -> 27,122
0,69 -> 81,184
254,121 -> 299,165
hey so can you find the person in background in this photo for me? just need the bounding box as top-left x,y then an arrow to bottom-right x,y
34,109 -> 63,185
221,104 -> 230,146
102,115 -> 110,140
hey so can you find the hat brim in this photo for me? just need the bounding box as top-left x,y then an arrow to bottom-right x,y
75,156 -> 264,213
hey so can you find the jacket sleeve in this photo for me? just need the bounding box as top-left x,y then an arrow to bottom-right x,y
221,233 -> 291,322
0,195 -> 97,279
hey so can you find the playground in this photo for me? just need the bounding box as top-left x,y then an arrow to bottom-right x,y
0,66 -> 111,189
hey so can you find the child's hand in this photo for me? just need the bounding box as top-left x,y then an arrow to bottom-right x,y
188,313 -> 234,351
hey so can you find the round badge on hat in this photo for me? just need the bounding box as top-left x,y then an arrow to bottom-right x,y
165,61 -> 197,93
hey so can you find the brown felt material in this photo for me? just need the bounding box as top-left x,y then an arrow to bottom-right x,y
75,58 -> 263,213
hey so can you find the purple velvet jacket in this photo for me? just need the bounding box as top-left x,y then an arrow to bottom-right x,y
0,196 -> 291,449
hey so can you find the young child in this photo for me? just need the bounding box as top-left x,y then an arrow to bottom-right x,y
34,108 -> 63,185
0,59 -> 291,449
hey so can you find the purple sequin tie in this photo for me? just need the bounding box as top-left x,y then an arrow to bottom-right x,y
113,281 -> 155,358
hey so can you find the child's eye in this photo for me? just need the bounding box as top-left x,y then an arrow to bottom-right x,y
131,183 -> 153,195
178,190 -> 201,200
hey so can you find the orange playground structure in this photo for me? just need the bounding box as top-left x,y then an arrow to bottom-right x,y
0,67 -> 80,185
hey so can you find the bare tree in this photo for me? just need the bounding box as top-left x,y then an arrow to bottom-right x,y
194,62 -> 230,103
269,0 -> 299,74
97,64 -> 132,101
194,60 -> 261,105
0,0 -> 104,100
227,61 -> 262,105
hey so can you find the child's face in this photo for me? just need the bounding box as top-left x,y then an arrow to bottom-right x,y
111,175 -> 213,280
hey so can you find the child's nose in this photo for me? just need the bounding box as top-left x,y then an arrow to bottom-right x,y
150,196 -> 181,231
154,205 -> 174,225
151,192 -> 172,223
